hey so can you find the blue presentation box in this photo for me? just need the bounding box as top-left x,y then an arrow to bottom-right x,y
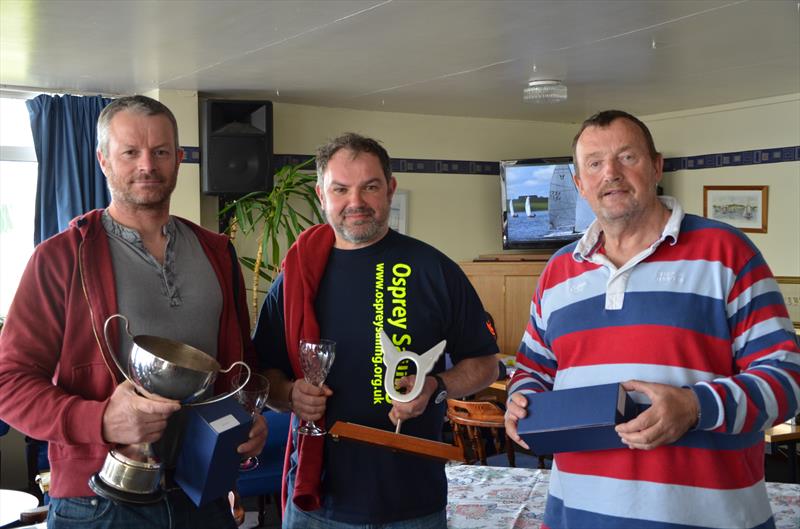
517,383 -> 639,454
175,397 -> 253,507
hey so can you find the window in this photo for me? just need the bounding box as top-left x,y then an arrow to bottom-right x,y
0,96 -> 38,317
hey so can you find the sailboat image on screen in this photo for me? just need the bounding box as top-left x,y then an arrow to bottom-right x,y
500,157 -> 596,250
509,199 -> 518,217
547,165 -> 593,236
525,196 -> 535,217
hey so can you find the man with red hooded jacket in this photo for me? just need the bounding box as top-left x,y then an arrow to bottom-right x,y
0,95 -> 265,529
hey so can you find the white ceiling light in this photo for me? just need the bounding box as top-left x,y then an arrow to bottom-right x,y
523,79 -> 567,103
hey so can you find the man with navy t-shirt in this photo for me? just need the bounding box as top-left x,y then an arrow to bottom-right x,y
254,133 -> 498,529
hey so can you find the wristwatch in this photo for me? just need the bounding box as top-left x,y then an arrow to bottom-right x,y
431,374 -> 448,404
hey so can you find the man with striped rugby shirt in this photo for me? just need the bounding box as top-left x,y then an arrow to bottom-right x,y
505,110 -> 800,529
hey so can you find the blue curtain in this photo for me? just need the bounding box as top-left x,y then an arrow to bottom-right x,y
26,94 -> 113,245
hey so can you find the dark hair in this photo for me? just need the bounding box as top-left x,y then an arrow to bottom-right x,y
97,95 -> 179,157
571,110 -> 659,173
315,132 -> 392,185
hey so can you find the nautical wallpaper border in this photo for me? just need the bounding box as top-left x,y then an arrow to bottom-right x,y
181,145 -> 800,176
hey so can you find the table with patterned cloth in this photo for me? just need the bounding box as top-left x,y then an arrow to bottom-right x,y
445,465 -> 800,529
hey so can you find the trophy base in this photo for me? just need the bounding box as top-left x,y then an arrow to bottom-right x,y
88,473 -> 164,504
88,449 -> 164,504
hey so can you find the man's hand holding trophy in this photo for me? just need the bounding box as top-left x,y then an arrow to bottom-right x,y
89,314 -> 252,504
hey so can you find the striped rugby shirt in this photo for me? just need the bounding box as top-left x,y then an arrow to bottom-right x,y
510,196 -> 800,529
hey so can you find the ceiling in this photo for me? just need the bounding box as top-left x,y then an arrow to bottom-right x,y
1,0 -> 798,123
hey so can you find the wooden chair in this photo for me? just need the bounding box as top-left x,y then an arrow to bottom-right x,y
446,398 -> 516,466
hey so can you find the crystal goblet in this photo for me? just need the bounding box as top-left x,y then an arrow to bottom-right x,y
297,339 -> 336,436
231,372 -> 270,471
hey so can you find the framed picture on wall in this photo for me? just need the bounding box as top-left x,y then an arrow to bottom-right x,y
775,276 -> 800,330
703,185 -> 768,233
389,190 -> 409,234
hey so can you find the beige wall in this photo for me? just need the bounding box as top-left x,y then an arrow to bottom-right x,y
199,102 -> 576,319
146,89 -> 203,224
176,93 -> 799,311
270,103 -> 577,262
643,94 -> 800,275
191,96 -> 799,270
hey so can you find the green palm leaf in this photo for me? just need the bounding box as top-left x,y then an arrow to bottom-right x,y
220,158 -> 321,325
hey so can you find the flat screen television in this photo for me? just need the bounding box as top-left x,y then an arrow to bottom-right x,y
501,157 -> 595,250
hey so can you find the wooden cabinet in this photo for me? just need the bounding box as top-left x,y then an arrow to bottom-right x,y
459,259 -> 548,355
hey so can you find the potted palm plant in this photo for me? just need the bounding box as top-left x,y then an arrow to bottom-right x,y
219,157 -> 322,324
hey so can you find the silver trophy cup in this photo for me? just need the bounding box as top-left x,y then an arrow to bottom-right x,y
88,314 -> 250,503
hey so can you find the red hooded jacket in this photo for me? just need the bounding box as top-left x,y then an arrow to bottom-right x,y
0,209 -> 256,498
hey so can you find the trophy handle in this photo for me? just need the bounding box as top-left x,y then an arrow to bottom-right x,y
103,314 -> 135,383
183,361 -> 251,407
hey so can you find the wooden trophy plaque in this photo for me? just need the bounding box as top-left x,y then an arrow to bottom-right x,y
327,331 -> 465,462
329,422 -> 465,462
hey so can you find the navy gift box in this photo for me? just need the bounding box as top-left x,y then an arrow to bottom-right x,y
175,397 -> 253,507
517,383 -> 639,454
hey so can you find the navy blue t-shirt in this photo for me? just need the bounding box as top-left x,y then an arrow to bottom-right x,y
254,229 -> 497,523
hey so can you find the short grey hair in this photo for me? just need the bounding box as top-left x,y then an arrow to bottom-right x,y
315,132 -> 392,186
96,95 -> 180,157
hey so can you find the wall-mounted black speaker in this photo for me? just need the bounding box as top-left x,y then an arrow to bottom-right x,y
200,99 -> 273,195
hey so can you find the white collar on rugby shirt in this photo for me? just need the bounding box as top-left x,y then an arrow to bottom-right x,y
572,195 -> 685,263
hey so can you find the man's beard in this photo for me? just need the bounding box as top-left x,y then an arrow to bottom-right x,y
107,170 -> 176,210
330,206 -> 388,245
